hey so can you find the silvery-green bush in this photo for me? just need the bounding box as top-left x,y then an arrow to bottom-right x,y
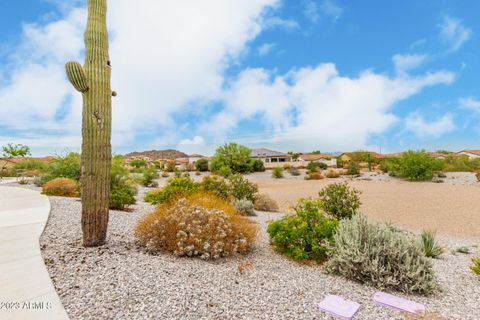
234,199 -> 255,216
327,214 -> 439,295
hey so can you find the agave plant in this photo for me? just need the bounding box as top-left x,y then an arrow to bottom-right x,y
421,231 -> 444,258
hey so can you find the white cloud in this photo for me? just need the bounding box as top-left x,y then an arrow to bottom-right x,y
258,43 -> 275,56
179,136 -> 205,146
0,0 -> 280,149
459,97 -> 480,112
203,63 -> 454,151
303,0 -> 343,24
439,16 -> 472,52
405,113 -> 456,138
392,54 -> 428,74
263,17 -> 299,31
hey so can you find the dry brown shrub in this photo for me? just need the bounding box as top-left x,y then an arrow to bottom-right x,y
253,193 -> 279,212
309,172 -> 324,180
161,171 -> 170,178
42,178 -> 79,197
195,171 -> 201,176
325,169 -> 340,178
135,192 -> 258,259
283,163 -> 291,170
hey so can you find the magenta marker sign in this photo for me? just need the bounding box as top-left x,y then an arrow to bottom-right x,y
372,292 -> 426,315
318,295 -> 360,320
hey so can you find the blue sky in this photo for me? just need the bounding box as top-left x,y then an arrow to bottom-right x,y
0,0 -> 479,156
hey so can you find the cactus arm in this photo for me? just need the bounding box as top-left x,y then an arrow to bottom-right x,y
65,61 -> 89,92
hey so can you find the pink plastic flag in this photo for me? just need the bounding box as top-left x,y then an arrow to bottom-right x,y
372,292 -> 425,315
318,295 -> 360,320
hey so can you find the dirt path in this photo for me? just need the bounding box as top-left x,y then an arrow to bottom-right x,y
257,178 -> 480,240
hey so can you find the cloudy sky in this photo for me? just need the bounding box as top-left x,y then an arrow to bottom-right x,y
0,0 -> 479,156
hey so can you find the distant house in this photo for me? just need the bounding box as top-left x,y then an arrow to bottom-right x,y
429,152 -> 449,160
187,154 -> 207,164
298,154 -> 337,167
455,150 -> 480,159
251,148 -> 292,164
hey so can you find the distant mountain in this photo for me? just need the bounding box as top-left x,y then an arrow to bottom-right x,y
125,149 -> 188,160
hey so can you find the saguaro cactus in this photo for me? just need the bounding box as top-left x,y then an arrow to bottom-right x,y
65,0 -> 115,247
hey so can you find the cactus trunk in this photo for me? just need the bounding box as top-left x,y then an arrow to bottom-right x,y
66,0 -> 113,247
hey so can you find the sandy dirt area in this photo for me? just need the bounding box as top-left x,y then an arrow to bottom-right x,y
251,173 -> 480,241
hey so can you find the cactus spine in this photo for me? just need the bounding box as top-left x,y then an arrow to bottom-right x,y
66,0 -> 114,247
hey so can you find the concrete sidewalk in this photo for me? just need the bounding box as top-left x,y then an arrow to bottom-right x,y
0,186 -> 69,320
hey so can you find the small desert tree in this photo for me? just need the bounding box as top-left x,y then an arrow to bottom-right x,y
1,143 -> 31,178
65,0 -> 116,247
210,143 -> 254,174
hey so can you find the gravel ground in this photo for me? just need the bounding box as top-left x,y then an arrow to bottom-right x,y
251,173 -> 480,240
37,187 -> 480,320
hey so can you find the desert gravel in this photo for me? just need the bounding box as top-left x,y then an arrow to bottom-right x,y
36,184 -> 480,320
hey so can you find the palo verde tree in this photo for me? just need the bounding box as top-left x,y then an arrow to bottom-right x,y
1,143 -> 31,178
65,0 -> 116,246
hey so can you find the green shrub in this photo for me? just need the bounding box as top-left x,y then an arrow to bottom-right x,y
234,199 -> 255,216
210,143 -> 254,174
420,231 -> 444,258
327,215 -> 438,295
152,160 -> 163,170
471,257 -> 480,276
380,157 -> 401,174
228,174 -> 258,202
318,182 -> 361,219
141,167 -> 159,187
272,167 -> 284,179
252,159 -> 265,172
289,167 -> 300,176
200,175 -> 231,200
144,177 -> 200,205
110,156 -> 137,210
12,159 -> 46,174
267,198 -> 338,263
253,193 -> 279,212
398,151 -> 444,181
307,161 -> 327,172
443,155 -> 480,172
40,153 -> 81,184
217,165 -> 232,177
110,181 -> 136,210
129,159 -> 148,168
195,159 -> 209,172
347,162 -> 360,175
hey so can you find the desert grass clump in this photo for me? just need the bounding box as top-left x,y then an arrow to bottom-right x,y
253,193 -> 279,212
135,192 -> 258,259
319,182 -> 361,219
420,231 -> 444,258
471,257 -> 480,276
308,171 -> 324,180
327,215 -> 438,295
272,166 -> 284,178
42,178 -> 79,197
234,199 -> 255,216
161,171 -> 170,178
289,167 -> 301,176
325,169 -> 340,178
